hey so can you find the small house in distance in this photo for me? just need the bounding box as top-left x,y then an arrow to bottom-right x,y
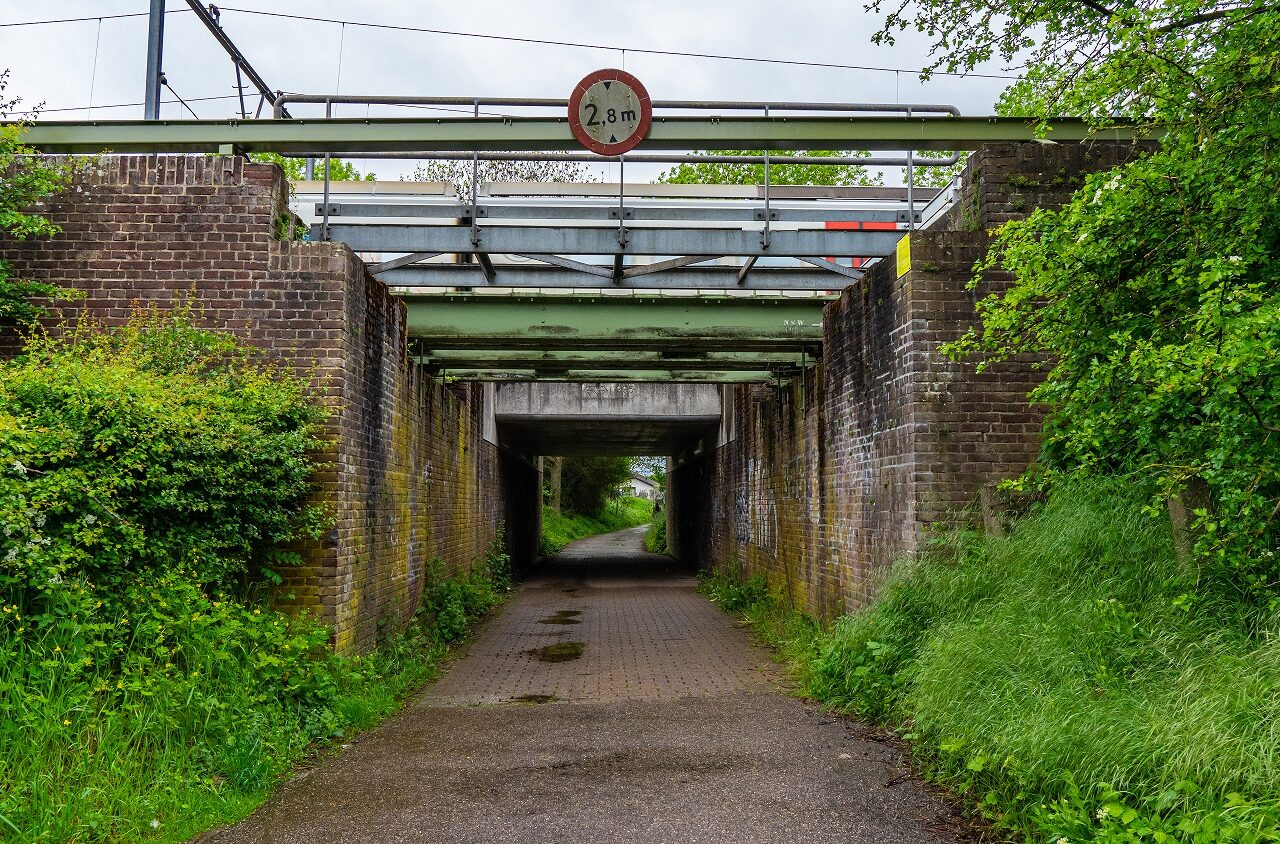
623,475 -> 658,501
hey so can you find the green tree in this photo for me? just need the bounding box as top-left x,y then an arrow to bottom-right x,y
561,456 -> 632,516
878,0 -> 1280,596
660,149 -> 882,186
0,71 -> 78,329
250,152 -> 374,182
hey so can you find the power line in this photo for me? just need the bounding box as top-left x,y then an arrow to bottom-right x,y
217,6 -> 1024,81
1,5 -> 1020,82
37,94 -> 243,115
0,9 -> 191,28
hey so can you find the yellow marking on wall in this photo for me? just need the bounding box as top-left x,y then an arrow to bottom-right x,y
896,235 -> 911,277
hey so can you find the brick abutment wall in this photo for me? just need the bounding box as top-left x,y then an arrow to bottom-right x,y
671,143 -> 1135,620
0,155 -> 536,652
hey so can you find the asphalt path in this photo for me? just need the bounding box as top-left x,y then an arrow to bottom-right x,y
205,526 -> 969,844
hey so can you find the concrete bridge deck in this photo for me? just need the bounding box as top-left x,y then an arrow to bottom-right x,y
207,528 -> 968,844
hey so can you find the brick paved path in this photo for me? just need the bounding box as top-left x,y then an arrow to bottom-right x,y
208,527 -> 968,844
423,527 -> 767,705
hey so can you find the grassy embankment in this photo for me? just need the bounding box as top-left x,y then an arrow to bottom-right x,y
701,482 -> 1280,843
540,496 -> 653,556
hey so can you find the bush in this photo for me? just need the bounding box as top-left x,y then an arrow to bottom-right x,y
0,311 -> 511,841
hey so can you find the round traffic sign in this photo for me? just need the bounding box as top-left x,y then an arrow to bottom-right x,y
568,69 -> 652,156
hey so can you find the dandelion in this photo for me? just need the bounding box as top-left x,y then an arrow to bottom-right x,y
150,819 -> 160,829
62,719 -> 70,726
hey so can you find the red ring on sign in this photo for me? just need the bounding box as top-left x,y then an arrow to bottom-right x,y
568,68 -> 653,157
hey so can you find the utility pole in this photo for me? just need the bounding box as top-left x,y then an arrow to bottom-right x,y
143,0 -> 165,120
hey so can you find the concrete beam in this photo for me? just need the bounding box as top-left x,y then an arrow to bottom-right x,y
402,293 -> 827,351
493,382 -> 722,456
21,117 -> 1148,155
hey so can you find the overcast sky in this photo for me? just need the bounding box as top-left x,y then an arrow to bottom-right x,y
0,1 -> 1018,181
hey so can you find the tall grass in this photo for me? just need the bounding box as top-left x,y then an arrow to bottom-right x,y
0,549 -> 510,842
703,482 -> 1280,842
540,495 -> 653,556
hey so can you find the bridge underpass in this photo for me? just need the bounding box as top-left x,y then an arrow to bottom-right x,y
5,99 -> 1142,840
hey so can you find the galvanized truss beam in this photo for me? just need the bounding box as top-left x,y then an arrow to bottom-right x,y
318,202 -> 904,225
20,116 -> 1145,155
414,350 -> 810,371
435,369 -> 781,383
367,251 -> 442,274
324,224 -> 901,258
379,262 -> 857,290
401,293 -> 827,351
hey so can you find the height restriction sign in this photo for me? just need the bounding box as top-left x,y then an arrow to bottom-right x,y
568,69 -> 653,156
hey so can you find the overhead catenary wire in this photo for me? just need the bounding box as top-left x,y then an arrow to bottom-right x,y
0,6 -> 1020,81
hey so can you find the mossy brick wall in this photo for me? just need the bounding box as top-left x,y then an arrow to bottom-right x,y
0,154 -> 524,652
672,143 -> 1130,620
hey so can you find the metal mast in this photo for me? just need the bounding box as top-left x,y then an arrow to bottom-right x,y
143,0 -> 165,119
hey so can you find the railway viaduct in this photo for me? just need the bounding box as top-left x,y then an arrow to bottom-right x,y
1,113 -> 1134,650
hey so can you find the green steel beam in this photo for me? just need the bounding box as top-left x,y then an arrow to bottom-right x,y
402,293 -> 827,352
414,349 -> 810,371
439,369 -> 779,383
19,116 -> 1148,154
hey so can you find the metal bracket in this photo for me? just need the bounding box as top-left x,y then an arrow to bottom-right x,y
753,209 -> 780,222
896,210 -> 922,224
607,208 -> 635,220
475,252 -> 497,284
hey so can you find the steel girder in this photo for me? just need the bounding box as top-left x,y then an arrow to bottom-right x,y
401,293 -> 827,351
414,349 -> 811,371
381,262 -> 857,289
20,116 -> 1146,154
318,201 -> 906,225
437,369 -> 782,383
324,223 -> 901,258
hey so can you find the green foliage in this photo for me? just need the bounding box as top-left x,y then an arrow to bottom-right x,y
0,71 -> 80,328
660,149 -> 882,186
875,0 -> 1280,600
643,513 -> 667,554
0,310 -> 510,841
560,456 -> 633,516
249,152 -> 374,183
707,483 -> 1280,843
697,570 -> 821,675
540,495 -> 652,557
